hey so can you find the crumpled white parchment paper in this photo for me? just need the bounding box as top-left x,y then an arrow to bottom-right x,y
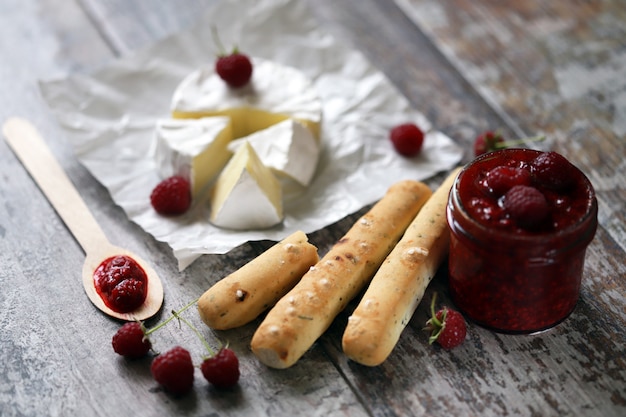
39,0 -> 463,270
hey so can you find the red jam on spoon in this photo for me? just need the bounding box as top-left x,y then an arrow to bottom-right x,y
93,255 -> 149,313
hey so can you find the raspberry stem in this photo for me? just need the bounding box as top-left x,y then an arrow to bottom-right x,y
425,293 -> 446,344
428,293 -> 442,327
211,25 -> 238,56
172,309 -> 219,358
144,298 -> 198,337
495,135 -> 545,150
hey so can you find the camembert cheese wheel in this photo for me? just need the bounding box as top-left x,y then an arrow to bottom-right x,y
170,57 -> 322,140
210,141 -> 283,230
228,119 -> 320,187
152,117 -> 233,198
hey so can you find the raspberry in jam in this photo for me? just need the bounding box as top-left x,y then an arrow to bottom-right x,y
446,148 -> 597,333
93,255 -> 148,313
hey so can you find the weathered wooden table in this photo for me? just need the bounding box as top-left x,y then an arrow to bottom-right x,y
1,0 -> 624,416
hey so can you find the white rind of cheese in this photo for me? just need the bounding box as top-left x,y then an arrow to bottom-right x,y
153,117 -> 233,198
210,141 -> 283,230
228,119 -> 320,187
170,57 -> 322,140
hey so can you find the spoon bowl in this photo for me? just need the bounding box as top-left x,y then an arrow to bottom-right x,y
83,243 -> 164,321
3,117 -> 164,321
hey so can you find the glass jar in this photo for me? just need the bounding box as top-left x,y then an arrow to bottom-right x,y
446,148 -> 598,333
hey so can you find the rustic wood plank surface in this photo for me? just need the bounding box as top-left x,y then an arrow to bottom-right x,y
1,0 -> 624,417
395,0 -> 626,248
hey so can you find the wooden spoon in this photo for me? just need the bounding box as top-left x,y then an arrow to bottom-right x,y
3,117 -> 164,321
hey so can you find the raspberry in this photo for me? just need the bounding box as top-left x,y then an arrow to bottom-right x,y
150,175 -> 191,216
150,346 -> 195,395
474,131 -> 504,157
389,123 -> 425,157
201,348 -> 240,389
216,52 -> 253,88
426,295 -> 467,349
503,185 -> 549,228
482,166 -> 532,196
112,322 -> 151,359
530,151 -> 575,190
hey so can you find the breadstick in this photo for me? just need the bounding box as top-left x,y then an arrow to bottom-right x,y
342,168 -> 461,366
250,180 -> 432,368
197,230 -> 319,330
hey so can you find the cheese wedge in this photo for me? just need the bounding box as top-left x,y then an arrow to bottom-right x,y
153,117 -> 233,198
228,119 -> 320,186
210,141 -> 283,230
170,57 -> 322,141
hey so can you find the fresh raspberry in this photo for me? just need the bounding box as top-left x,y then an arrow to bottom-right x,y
503,185 -> 549,228
201,348 -> 240,389
482,166 -> 532,196
112,322 -> 151,359
216,52 -> 253,88
389,123 -> 425,157
150,346 -> 195,395
150,175 -> 191,216
530,151 -> 575,190
474,131 -> 504,157
426,295 -> 467,349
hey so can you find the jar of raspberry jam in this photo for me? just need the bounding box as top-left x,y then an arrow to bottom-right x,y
446,148 -> 597,333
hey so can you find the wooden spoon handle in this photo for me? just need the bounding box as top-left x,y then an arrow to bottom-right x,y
3,117 -> 110,254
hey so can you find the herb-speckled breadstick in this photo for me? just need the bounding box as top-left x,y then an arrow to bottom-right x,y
197,230 -> 319,330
